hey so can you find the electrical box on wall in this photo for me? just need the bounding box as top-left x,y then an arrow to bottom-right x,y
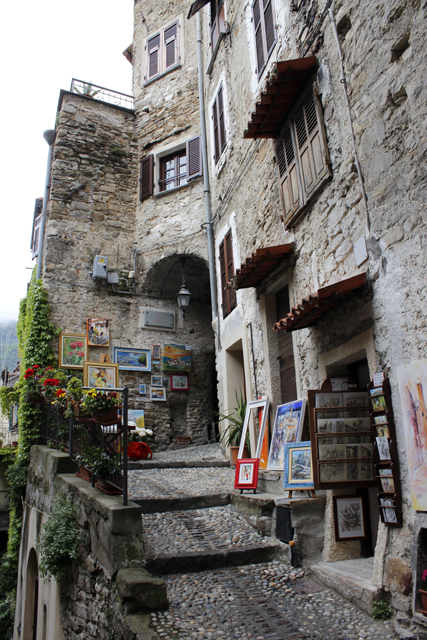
93,255 -> 108,279
141,309 -> 175,330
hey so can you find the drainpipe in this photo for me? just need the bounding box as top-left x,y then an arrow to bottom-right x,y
36,130 -> 56,281
196,11 -> 218,320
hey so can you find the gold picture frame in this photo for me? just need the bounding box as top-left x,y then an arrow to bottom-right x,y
59,333 -> 88,370
83,362 -> 119,389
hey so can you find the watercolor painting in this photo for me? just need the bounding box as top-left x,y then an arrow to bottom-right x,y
267,399 -> 306,471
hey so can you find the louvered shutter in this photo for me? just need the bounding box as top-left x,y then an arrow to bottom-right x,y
186,136 -> 203,180
164,23 -> 178,70
219,239 -> 228,316
225,230 -> 236,312
140,155 -> 154,201
276,128 -> 301,223
218,86 -> 226,155
147,34 -> 160,79
253,0 -> 265,75
263,0 -> 276,57
212,97 -> 220,163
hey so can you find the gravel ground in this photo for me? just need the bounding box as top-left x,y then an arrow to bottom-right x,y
129,466 -> 235,500
152,443 -> 227,463
149,562 -> 398,640
142,505 -> 273,557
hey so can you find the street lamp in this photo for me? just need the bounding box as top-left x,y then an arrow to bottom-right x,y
177,274 -> 191,310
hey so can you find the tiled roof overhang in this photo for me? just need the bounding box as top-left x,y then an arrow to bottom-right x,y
188,0 -> 210,19
243,57 -> 318,139
230,244 -> 294,290
273,272 -> 369,332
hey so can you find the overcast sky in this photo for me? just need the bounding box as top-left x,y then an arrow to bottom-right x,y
0,1 -> 134,322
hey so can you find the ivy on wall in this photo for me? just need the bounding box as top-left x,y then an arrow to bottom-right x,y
0,270 -> 58,634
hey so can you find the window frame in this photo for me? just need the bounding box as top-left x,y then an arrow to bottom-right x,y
252,0 -> 277,79
212,84 -> 227,165
210,0 -> 226,51
145,20 -> 180,84
159,149 -> 188,192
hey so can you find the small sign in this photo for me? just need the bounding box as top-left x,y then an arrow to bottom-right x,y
373,372 -> 385,387
330,378 -> 348,391
144,310 -> 175,329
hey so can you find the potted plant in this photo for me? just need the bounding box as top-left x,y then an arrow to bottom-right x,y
92,448 -> 122,494
40,368 -> 67,403
83,389 -> 120,423
23,365 -> 44,404
420,570 -> 427,614
75,444 -> 98,481
216,391 -> 249,464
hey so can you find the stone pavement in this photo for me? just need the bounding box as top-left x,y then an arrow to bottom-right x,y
130,444 -> 398,640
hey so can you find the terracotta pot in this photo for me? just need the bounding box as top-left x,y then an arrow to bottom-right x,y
230,445 -> 250,465
419,589 -> 427,614
75,466 -> 92,482
95,476 -> 123,495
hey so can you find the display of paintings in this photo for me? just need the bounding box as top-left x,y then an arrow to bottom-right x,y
114,347 -> 151,372
139,384 -> 147,395
152,345 -> 161,361
376,436 -> 391,460
380,498 -> 398,523
87,318 -> 109,346
170,374 -> 189,391
83,362 -> 118,389
371,395 -> 387,412
343,392 -> 369,417
284,442 -> 314,490
152,361 -> 161,373
380,477 -> 396,493
320,462 -> 346,483
128,410 -> 145,429
162,344 -> 191,372
150,387 -> 166,401
234,458 -> 260,491
315,393 -> 342,418
396,359 -> 427,511
333,495 -> 367,541
59,333 -> 87,369
267,399 -> 306,471
151,375 -> 163,387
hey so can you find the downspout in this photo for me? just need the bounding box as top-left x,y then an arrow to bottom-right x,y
328,3 -> 370,234
36,130 -> 56,281
196,11 -> 218,320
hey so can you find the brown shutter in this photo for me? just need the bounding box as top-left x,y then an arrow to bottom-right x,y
263,0 -> 276,57
212,97 -> 220,163
140,155 -> 154,201
186,136 -> 203,180
219,239 -> 228,317
218,86 -> 226,154
164,23 -> 178,70
225,230 -> 236,312
276,127 -> 301,224
253,0 -> 265,75
147,34 -> 160,79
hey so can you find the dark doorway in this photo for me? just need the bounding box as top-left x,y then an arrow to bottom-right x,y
276,286 -> 297,404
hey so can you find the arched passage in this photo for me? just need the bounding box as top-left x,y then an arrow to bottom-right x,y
22,547 -> 39,640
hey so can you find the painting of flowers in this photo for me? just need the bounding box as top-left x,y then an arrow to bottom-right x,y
59,333 -> 88,369
83,362 -> 118,389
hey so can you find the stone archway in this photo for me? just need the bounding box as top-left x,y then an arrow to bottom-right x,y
22,547 -> 39,640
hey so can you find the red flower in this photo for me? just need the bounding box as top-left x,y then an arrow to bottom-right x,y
70,342 -> 77,350
56,389 -> 65,397
45,366 -> 54,370
33,365 -> 40,370
77,351 -> 85,357
76,341 -> 84,348
24,368 -> 35,379
43,378 -> 60,387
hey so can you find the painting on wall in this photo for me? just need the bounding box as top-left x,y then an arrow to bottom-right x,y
59,333 -> 87,369
396,358 -> 427,510
284,442 -> 314,490
83,362 -> 118,389
150,387 -> 166,401
114,347 -> 151,372
267,399 -> 306,471
162,344 -> 191,372
87,318 -> 109,346
170,374 -> 189,391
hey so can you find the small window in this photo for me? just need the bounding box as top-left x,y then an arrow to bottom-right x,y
212,85 -> 227,164
219,229 -> 236,318
160,150 -> 187,192
210,0 -> 226,51
252,0 -> 276,78
146,21 -> 179,82
31,198 -> 43,259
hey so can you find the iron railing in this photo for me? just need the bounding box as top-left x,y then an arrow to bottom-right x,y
70,79 -> 134,110
40,387 -> 128,505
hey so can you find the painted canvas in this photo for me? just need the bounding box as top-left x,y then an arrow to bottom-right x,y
284,442 -> 313,489
333,495 -> 367,541
114,347 -> 151,372
267,399 -> 306,471
128,410 -> 145,429
396,359 -> 427,510
162,344 -> 192,372
59,333 -> 87,369
84,362 -> 118,389
87,318 -> 109,346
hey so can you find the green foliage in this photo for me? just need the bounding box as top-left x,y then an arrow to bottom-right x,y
216,390 -> 249,448
0,447 -> 16,464
0,598 -> 14,640
0,387 -> 19,419
37,494 -> 82,582
371,600 -> 393,620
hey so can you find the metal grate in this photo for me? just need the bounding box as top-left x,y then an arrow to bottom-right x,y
70,79 -> 134,110
288,578 -> 324,594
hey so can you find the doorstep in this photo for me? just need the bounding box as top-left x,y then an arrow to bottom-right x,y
311,557 -> 379,615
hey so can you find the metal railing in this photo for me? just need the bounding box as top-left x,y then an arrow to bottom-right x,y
40,387 -> 128,505
70,79 -> 134,110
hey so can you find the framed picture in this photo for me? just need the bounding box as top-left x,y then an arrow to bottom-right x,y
113,347 -> 151,372
234,458 -> 259,491
162,344 -> 191,372
378,468 -> 393,477
151,375 -> 163,387
238,398 -> 270,460
381,477 -> 396,493
83,362 -> 118,389
87,318 -> 109,347
315,393 -> 343,418
128,410 -> 145,429
374,415 -> 388,425
152,345 -> 161,361
333,494 -> 367,541
284,441 -> 314,490
376,424 -> 390,438
371,395 -> 387,412
267,399 -> 306,471
376,436 -> 391,460
370,387 -> 384,398
59,333 -> 87,369
139,384 -> 147,395
150,387 -> 166,401
152,361 -> 161,373
380,498 -> 398,523
171,373 -> 189,391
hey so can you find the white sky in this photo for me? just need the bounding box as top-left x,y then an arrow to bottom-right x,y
0,1 -> 134,322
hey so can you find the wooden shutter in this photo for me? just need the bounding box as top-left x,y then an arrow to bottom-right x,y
263,0 -> 276,57
225,230 -> 236,312
164,23 -> 178,70
253,0 -> 265,75
218,86 -> 226,155
140,155 -> 154,201
212,96 -> 220,163
276,127 -> 301,223
147,34 -> 160,79
186,136 -> 203,180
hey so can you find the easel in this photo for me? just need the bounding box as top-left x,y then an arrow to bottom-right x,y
286,489 -> 316,499
99,353 -> 111,363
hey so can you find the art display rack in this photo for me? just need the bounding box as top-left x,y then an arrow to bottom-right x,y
369,373 -> 402,526
308,378 -> 376,490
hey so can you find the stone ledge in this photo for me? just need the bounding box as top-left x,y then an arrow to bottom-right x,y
131,492 -> 230,514
116,568 -> 167,614
125,614 -> 161,640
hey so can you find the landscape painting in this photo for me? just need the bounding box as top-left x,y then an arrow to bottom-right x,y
267,399 -> 306,471
114,347 -> 151,372
162,344 -> 192,372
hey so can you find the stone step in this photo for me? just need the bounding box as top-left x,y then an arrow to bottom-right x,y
132,492 -> 230,513
128,459 -> 230,470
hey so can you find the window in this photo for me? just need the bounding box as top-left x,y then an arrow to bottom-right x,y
140,136 -> 202,201
219,230 -> 236,318
31,198 -> 43,259
212,85 -> 226,164
210,0 -> 226,51
275,88 -> 331,227
252,0 -> 276,77
146,22 -> 179,82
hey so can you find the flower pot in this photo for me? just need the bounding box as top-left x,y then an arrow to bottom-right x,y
73,406 -> 91,422
75,466 -> 92,482
230,445 -> 250,465
419,589 -> 427,615
91,409 -> 119,424
95,476 -> 123,495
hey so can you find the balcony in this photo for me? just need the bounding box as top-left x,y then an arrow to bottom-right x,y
70,78 -> 134,111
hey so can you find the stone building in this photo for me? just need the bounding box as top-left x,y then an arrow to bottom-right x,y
26,0 -> 427,635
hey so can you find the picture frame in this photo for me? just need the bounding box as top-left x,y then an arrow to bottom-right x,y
139,384 -> 147,395
83,362 -> 119,389
152,345 -> 161,361
87,318 -> 109,347
333,494 -> 367,541
152,361 -> 161,373
376,436 -> 391,460
315,393 -> 343,418
238,398 -> 270,460
371,395 -> 387,412
151,375 -> 163,387
113,347 -> 151,372
380,477 -> 396,493
128,410 -> 145,429
150,387 -> 166,401
284,441 -> 314,490
58,332 -> 87,369
162,344 -> 191,372
234,458 -> 259,491
267,399 -> 306,471
380,498 -> 398,524
170,373 -> 189,391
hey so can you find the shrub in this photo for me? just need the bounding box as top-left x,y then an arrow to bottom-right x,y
371,600 -> 393,620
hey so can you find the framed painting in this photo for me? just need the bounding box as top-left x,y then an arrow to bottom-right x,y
150,387 -> 166,401
267,399 -> 306,471
152,361 -> 161,373
162,344 -> 191,372
284,441 -> 314,490
152,345 -> 161,361
234,458 -> 259,491
333,494 -> 367,541
59,333 -> 87,369
83,362 -> 118,389
151,375 -> 163,387
380,498 -> 398,523
87,318 -> 109,347
128,410 -> 145,429
238,398 -> 270,460
139,384 -> 147,395
113,347 -> 151,372
171,373 -> 189,391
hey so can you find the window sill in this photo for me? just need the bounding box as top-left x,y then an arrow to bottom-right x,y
153,178 -> 201,199
214,143 -> 230,178
207,32 -> 226,76
144,63 -> 181,87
